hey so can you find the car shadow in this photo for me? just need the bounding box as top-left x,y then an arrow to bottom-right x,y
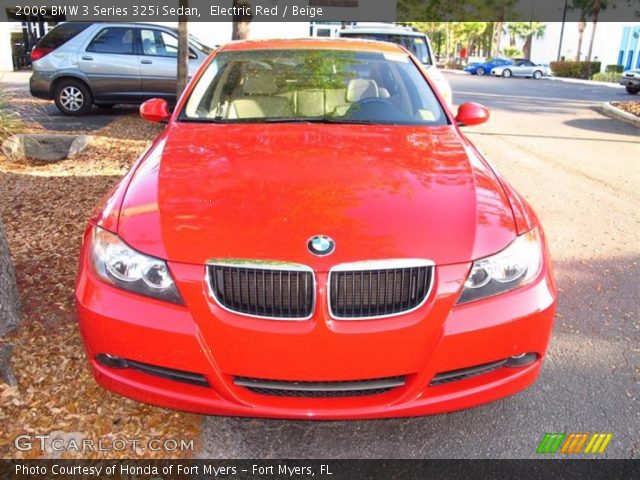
564,113 -> 640,138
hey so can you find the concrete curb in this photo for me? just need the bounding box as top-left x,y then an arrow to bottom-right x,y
441,69 -> 623,88
597,102 -> 640,126
542,76 -> 624,89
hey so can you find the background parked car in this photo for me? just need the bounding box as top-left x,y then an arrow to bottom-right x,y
464,57 -> 512,76
29,22 -> 213,115
338,24 -> 453,106
620,69 -> 640,94
491,60 -> 549,79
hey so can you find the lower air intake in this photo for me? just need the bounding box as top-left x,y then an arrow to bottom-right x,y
429,359 -> 507,386
235,376 -> 406,397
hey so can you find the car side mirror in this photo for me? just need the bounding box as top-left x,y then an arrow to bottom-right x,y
455,102 -> 490,127
140,98 -> 170,123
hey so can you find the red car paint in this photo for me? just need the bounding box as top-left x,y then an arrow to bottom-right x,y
76,39 -> 556,419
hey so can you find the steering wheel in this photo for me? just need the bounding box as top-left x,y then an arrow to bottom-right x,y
345,97 -> 396,118
350,97 -> 394,109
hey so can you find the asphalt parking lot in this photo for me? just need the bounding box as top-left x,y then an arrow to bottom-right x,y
1,71 -> 138,132
2,71 -> 638,459
198,74 -> 639,459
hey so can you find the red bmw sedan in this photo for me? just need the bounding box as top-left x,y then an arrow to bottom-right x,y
76,39 -> 556,419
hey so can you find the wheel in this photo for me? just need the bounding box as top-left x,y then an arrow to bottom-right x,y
476,67 -> 485,76
626,86 -> 640,95
533,70 -> 543,80
502,69 -> 512,78
54,79 -> 93,116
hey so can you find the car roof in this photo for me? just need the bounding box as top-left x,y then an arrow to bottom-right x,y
219,38 -> 408,54
340,27 -> 425,37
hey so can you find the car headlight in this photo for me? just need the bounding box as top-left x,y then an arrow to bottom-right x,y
457,228 -> 542,305
90,227 -> 183,304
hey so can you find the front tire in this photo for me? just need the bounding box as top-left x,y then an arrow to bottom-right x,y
502,69 -> 512,78
477,67 -> 485,76
626,86 -> 640,95
54,79 -> 93,116
533,70 -> 543,80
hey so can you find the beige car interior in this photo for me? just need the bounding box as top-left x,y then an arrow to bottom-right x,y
224,67 -> 391,120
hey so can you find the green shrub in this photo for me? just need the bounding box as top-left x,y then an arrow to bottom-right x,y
605,64 -> 624,73
550,61 -> 602,79
591,71 -> 621,83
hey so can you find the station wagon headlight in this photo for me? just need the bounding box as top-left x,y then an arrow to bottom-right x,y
90,227 -> 183,304
457,229 -> 542,304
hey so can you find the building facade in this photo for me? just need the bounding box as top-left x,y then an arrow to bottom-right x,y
618,24 -> 640,71
530,22 -> 640,71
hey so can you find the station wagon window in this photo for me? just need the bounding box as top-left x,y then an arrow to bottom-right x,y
140,29 -> 201,59
87,27 -> 134,55
182,49 -> 447,126
35,22 -> 92,51
140,29 -> 179,57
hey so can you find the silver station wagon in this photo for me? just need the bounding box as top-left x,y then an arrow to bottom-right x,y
29,22 -> 213,115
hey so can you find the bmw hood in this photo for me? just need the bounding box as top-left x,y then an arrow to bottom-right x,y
116,123 -> 517,269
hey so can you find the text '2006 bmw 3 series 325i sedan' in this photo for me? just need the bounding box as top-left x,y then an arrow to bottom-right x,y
76,38 -> 557,419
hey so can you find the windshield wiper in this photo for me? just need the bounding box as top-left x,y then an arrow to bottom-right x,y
180,117 -> 384,125
180,116 -> 227,124
262,117 -> 378,125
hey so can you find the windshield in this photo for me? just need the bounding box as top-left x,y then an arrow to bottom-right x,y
181,49 -> 446,126
189,34 -> 214,54
340,32 -> 432,65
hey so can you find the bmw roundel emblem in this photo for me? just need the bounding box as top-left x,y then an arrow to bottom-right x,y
308,235 -> 335,256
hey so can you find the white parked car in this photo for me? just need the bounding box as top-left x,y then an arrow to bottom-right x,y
491,60 -> 549,79
620,69 -> 640,94
338,24 -> 453,107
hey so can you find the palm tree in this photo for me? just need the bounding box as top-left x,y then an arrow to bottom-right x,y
571,0 -> 591,61
586,0 -> 610,63
470,0 -> 516,56
508,22 -> 547,59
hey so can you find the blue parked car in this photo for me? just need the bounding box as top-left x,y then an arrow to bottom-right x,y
464,57 -> 513,76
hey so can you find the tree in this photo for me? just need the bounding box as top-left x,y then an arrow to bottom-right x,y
176,0 -> 189,97
452,22 -> 489,58
586,0 -> 610,64
502,46 -> 523,59
571,0 -> 591,61
474,0 -> 517,57
508,22 -> 547,59
232,0 -> 253,40
0,217 -> 20,386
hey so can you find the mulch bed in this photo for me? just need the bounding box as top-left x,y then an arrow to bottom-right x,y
0,110 -> 202,459
611,101 -> 640,118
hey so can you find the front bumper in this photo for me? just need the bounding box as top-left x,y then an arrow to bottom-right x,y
76,234 -> 556,419
620,77 -> 640,87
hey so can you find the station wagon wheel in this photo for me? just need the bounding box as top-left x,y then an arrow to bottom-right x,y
625,86 -> 639,95
502,69 -> 512,78
476,66 -> 485,75
54,79 -> 93,116
533,70 -> 543,80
